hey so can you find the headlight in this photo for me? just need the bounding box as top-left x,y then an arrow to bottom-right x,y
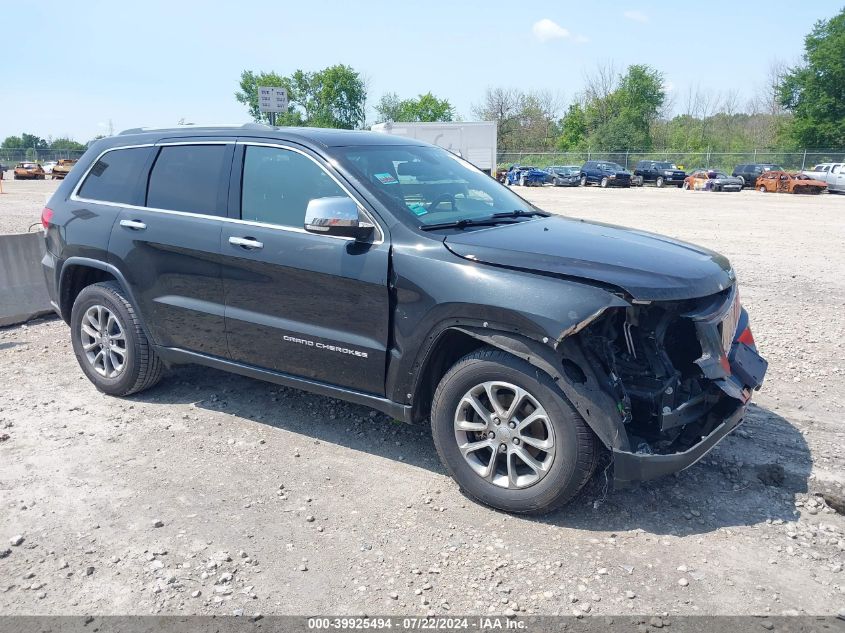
664,170 -> 673,175
608,174 -> 616,179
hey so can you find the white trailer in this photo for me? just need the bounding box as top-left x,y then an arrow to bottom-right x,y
370,121 -> 497,175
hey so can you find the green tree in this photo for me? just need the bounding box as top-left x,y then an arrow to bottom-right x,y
779,8 -> 845,147
236,65 -> 366,129
556,103 -> 588,150
374,92 -> 454,123
582,64 -> 665,150
2,133 -> 47,149
50,138 -> 86,151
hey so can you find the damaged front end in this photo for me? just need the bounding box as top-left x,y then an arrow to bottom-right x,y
571,284 -> 768,485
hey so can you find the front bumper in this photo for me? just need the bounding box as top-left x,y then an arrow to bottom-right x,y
613,403 -> 745,484
613,292 -> 767,485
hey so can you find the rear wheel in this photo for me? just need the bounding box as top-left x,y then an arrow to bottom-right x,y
431,348 -> 599,514
70,281 -> 163,397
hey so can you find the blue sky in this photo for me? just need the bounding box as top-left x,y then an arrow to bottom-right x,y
2,1 -> 839,142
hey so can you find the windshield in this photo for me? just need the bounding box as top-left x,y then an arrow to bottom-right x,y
604,163 -> 626,171
335,145 -> 535,226
551,166 -> 577,174
654,162 -> 676,169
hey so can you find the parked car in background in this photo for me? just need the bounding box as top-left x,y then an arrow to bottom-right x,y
579,161 -> 633,188
504,165 -> 548,187
633,160 -> 686,188
51,159 -> 79,180
732,163 -> 782,188
13,162 -> 46,180
683,170 -> 743,192
756,171 -> 827,194
42,161 -> 58,175
801,163 -> 845,194
544,165 -> 582,187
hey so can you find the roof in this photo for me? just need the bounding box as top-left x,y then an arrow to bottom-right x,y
110,123 -> 426,149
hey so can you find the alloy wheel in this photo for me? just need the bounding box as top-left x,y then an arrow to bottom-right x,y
453,381 -> 556,489
80,304 -> 127,378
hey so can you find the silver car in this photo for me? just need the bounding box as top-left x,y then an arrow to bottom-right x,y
545,165 -> 582,187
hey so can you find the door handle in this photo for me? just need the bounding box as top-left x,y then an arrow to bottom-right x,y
229,236 -> 264,250
119,219 -> 146,230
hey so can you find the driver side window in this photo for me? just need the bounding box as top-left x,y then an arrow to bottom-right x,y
241,146 -> 349,228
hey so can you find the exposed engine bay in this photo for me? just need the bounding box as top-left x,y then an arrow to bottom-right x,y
578,286 -> 766,456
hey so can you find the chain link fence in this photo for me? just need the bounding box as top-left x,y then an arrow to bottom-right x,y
497,150 -> 845,172
0,148 -> 87,165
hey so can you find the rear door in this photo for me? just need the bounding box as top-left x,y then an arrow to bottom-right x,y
830,164 -> 845,192
220,141 -> 390,395
108,140 -> 234,357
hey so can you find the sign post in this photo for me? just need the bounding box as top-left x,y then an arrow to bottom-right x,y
258,86 -> 289,126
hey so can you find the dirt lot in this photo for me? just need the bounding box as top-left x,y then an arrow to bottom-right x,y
1,177 -> 844,617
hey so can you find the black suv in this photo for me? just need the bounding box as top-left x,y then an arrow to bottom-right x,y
732,163 -> 782,188
41,125 -> 767,514
633,160 -> 686,188
579,161 -> 633,187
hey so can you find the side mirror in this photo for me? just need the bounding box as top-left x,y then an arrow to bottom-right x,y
304,197 -> 374,241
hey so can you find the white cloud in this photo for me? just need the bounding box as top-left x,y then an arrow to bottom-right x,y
623,10 -> 649,23
663,80 -> 675,93
532,18 -> 570,42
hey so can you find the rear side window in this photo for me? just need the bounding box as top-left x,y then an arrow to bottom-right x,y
77,147 -> 151,204
240,145 -> 348,228
146,145 -> 228,215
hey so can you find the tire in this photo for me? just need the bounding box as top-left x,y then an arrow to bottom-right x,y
682,181 -> 690,190
580,175 -> 587,187
600,177 -> 609,188
656,176 -> 664,188
431,347 -> 599,514
70,281 -> 164,397
737,176 -> 745,187
519,176 -> 525,187
759,185 -> 767,193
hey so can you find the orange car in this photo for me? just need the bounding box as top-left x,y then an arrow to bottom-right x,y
51,159 -> 78,180
755,170 -> 827,194
13,162 -> 46,180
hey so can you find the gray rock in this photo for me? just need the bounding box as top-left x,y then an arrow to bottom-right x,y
9,535 -> 24,546
678,578 -> 689,587
152,520 -> 164,528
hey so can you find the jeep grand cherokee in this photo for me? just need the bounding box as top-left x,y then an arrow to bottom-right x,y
40,124 -> 768,514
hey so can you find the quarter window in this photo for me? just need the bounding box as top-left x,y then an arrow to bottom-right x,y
146,145 -> 228,215
240,146 -> 349,228
77,147 -> 151,204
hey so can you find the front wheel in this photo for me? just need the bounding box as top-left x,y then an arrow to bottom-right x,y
431,348 -> 599,514
600,177 -> 609,188
70,281 -> 164,396
580,175 -> 587,187
682,181 -> 690,190
759,185 -> 767,192
656,176 -> 664,188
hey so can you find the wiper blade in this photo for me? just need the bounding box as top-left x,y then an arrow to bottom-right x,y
419,218 -> 519,231
490,209 -> 549,219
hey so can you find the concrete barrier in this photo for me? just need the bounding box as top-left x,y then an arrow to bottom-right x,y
0,232 -> 53,327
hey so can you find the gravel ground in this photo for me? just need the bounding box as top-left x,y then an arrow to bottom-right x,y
1,179 -> 844,617
0,173 -> 57,235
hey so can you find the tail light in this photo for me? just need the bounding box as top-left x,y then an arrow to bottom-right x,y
41,207 -> 53,230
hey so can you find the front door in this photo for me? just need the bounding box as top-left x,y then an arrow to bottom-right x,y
108,141 -> 234,357
221,143 -> 390,395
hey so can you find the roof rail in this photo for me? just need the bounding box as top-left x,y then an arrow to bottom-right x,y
118,122 -> 273,135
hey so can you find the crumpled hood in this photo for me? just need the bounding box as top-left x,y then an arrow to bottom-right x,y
443,216 -> 735,301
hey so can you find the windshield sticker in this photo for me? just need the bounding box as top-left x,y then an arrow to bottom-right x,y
407,203 -> 428,216
374,172 -> 398,185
